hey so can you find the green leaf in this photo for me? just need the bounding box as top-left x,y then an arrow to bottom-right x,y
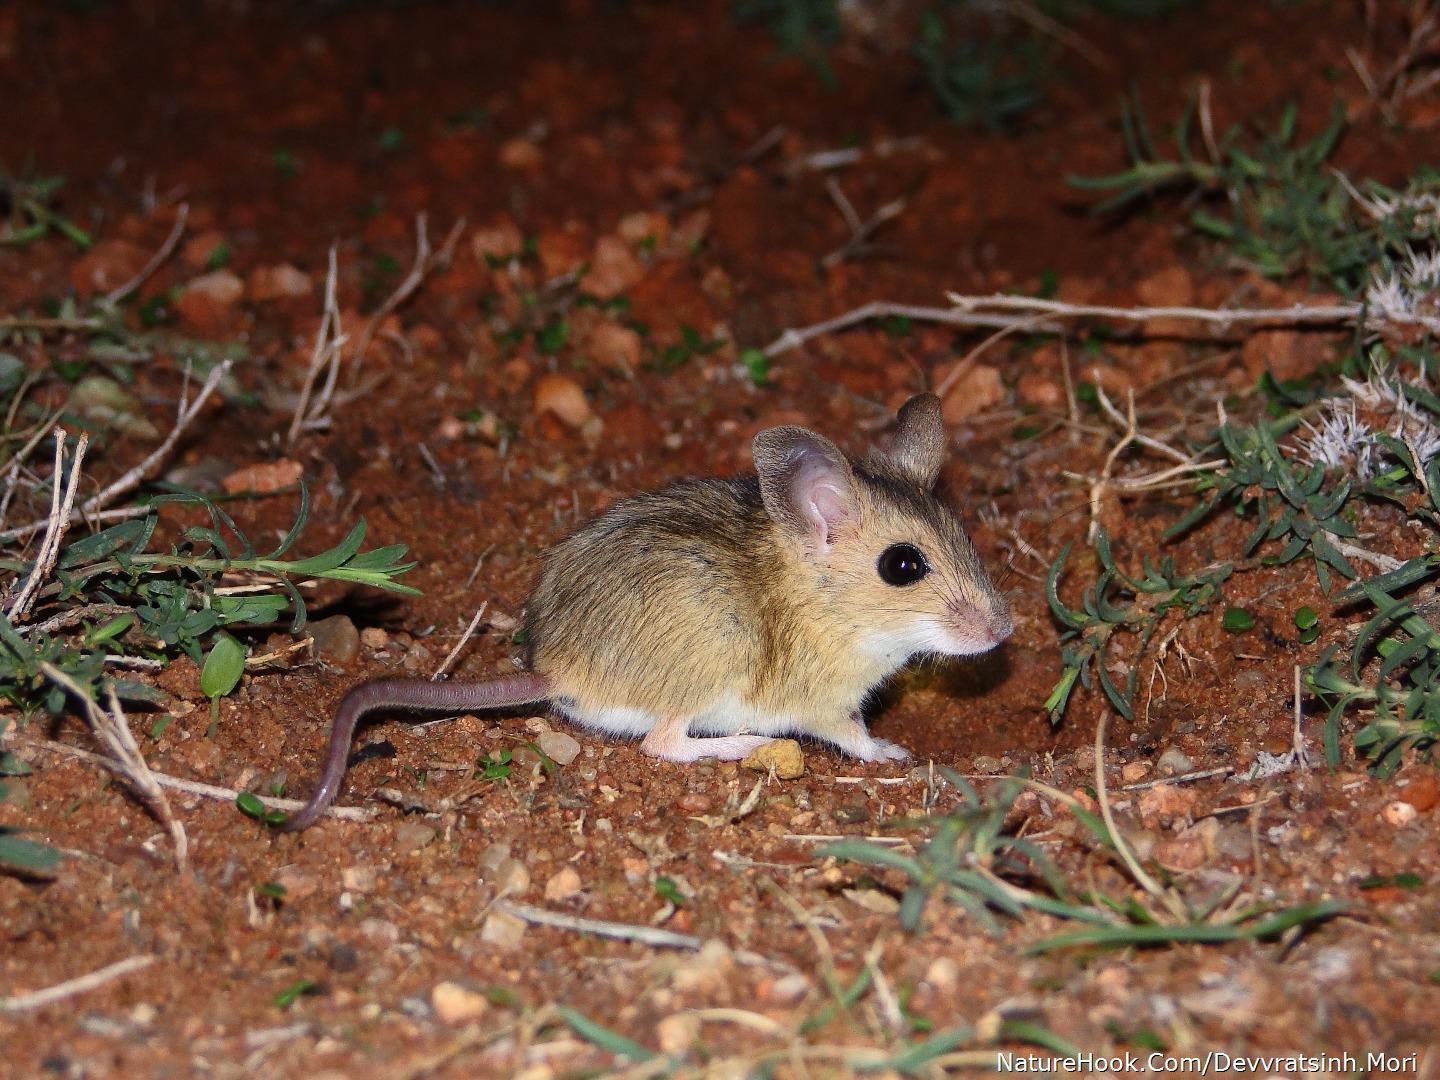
58,519 -> 151,568
1294,606 -> 1318,630
84,612 -> 135,645
1045,544 -> 1087,629
0,830 -> 62,873
273,978 -> 315,1009
236,791 -> 268,818
286,521 -> 367,575
267,482 -> 311,559
200,634 -> 246,699
1222,607 -> 1255,632
556,1006 -> 656,1062
653,876 -> 686,906
739,347 -> 770,386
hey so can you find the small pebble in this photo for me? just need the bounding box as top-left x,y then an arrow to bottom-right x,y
221,459 -> 305,495
273,866 -> 320,902
656,1013 -> 700,1054
342,865 -> 378,893
492,858 -> 531,895
311,615 -> 360,664
1120,761 -> 1149,784
544,866 -> 581,901
924,957 -> 959,992
328,943 -> 360,973
769,972 -> 812,1004
360,627 -> 389,649
479,910 -> 527,949
393,821 -> 437,853
533,373 -> 593,430
432,981 -> 489,1023
536,730 -> 582,766
359,917 -> 399,942
479,843 -> 511,873
1400,772 -> 1439,813
1383,800 -> 1419,827
671,940 -> 733,993
1155,747 -> 1196,776
741,739 -> 804,779
843,888 -> 900,915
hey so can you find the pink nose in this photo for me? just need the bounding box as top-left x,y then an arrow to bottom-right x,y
953,601 -> 1012,645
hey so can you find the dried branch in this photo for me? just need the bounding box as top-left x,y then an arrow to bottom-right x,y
0,361 -> 231,544
0,955 -> 157,1014
37,740 -> 378,823
101,203 -> 189,307
286,245 -> 345,446
39,666 -> 189,871
6,430 -> 87,620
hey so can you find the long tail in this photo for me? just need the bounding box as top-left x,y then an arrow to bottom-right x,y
279,673 -> 552,832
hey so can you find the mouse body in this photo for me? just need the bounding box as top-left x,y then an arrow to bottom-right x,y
281,393 -> 1011,831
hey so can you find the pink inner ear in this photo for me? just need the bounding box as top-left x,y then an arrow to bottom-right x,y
795,457 -> 852,548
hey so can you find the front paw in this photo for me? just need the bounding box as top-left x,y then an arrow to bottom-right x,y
854,737 -> 912,763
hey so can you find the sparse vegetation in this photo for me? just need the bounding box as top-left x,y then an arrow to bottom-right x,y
1071,98 -> 1440,292
820,770 -> 1343,951
736,0 -> 1199,128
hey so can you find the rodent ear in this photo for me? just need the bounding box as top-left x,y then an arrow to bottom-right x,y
753,427 -> 857,554
887,393 -> 947,489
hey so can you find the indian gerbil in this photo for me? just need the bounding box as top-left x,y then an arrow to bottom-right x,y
280,393 -> 1011,831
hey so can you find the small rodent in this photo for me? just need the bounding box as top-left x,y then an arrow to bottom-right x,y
280,393 -> 1011,831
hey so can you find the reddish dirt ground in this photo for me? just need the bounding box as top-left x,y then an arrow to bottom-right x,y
2,1 -> 1439,1076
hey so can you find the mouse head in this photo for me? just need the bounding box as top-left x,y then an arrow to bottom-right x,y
753,393 -> 1012,659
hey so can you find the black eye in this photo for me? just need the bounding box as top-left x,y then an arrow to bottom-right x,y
877,543 -> 929,586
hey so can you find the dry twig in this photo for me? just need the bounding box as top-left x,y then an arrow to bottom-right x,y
101,203 -> 189,307
0,955 -> 156,1014
37,668 -> 189,871
38,739 -> 377,823
6,430 -> 87,620
0,360 -> 231,544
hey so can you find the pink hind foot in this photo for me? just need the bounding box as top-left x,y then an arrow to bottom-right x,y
641,716 -> 773,762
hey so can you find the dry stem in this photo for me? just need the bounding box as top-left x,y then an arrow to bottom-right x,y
101,202 -> 189,307
39,667 -> 189,871
0,955 -> 157,1014
6,429 -> 88,620
38,740 -> 378,822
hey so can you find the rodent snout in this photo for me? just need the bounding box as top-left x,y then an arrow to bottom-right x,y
984,603 -> 1014,646
947,597 -> 1013,651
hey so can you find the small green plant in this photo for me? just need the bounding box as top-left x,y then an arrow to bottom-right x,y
1166,418 -> 1358,590
1045,530 -> 1231,723
477,748 -> 514,781
0,172 -> 92,249
1071,99 -> 1439,292
0,481 -> 418,719
914,10 -> 1044,130
237,790 -> 288,826
1221,606 -> 1255,632
739,346 -> 771,386
652,325 -> 726,372
272,149 -> 301,180
0,717 -> 61,873
272,978 -> 316,1009
821,769 -> 1345,952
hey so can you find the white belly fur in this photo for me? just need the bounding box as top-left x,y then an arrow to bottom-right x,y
554,691 -> 803,740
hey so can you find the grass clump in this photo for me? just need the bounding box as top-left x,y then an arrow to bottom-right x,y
1,171 -> 92,250
1045,340 -> 1440,775
1071,98 -> 1440,292
735,0 -> 1198,129
820,770 -> 1343,952
1,480 -> 417,719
